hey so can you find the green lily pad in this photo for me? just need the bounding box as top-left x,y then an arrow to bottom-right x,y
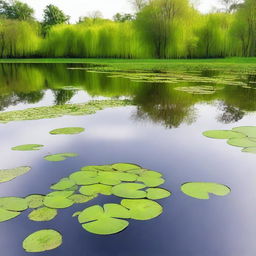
50,178 -> 76,190
80,184 -> 112,196
0,197 -> 28,211
50,127 -> 85,135
203,130 -> 245,139
232,126 -> 256,137
181,182 -> 231,199
25,195 -> 45,209
98,172 -> 121,186
137,176 -> 165,187
81,165 -> 113,172
175,86 -> 219,95
70,171 -> 99,185
69,194 -> 95,204
111,163 -> 141,172
242,147 -> 256,154
0,208 -> 21,222
47,191 -> 74,197
112,183 -> 146,198
23,229 -> 62,252
72,211 -> 81,217
78,204 -> 130,235
44,153 -> 78,162
44,192 -> 74,209
146,188 -> 171,200
12,144 -> 44,151
0,166 -> 31,183
227,137 -> 256,148
121,199 -> 163,220
28,207 -> 57,222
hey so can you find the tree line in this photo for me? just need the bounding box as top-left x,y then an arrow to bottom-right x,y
0,0 -> 255,58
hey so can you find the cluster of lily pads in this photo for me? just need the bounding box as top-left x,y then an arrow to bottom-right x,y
174,86 -> 223,95
203,126 -> 256,153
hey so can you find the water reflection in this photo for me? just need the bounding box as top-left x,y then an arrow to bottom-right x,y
0,63 -> 256,127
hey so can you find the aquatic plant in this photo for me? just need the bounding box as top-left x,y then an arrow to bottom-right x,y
203,126 -> 256,153
0,166 -> 31,183
44,153 -> 78,162
11,144 -> 44,151
49,127 -> 84,135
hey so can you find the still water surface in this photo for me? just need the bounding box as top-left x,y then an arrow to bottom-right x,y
0,64 -> 256,256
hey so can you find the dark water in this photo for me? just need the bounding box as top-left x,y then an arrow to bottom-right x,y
0,64 -> 256,256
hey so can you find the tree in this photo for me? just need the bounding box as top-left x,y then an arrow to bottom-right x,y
0,0 -> 34,20
219,0 -> 244,13
113,13 -> 134,22
130,0 -> 148,11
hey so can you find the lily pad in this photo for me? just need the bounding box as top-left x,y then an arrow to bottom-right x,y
44,153 -> 78,162
232,126 -> 256,137
50,178 -> 76,190
69,194 -> 95,204
227,137 -> 256,148
44,192 -> 74,209
78,204 -> 130,235
0,208 -> 21,222
12,144 -> 44,151
203,130 -> 245,139
26,195 -> 45,209
146,188 -> 171,200
112,183 -> 146,198
23,229 -> 62,252
50,127 -> 85,135
98,172 -> 121,186
181,182 -> 231,199
70,171 -> 99,185
111,163 -> 141,172
28,207 -> 57,222
0,197 -> 28,211
121,199 -> 163,220
242,147 -> 256,154
80,184 -> 112,196
137,176 -> 165,187
0,166 -> 31,183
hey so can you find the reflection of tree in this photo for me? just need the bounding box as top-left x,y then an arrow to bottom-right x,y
217,103 -> 244,123
53,89 -> 76,105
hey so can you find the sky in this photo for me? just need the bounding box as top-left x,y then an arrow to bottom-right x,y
20,0 -> 222,23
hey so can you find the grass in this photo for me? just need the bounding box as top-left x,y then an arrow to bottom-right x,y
0,58 -> 256,73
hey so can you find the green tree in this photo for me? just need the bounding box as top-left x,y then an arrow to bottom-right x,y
113,13 -> 134,22
0,0 -> 34,20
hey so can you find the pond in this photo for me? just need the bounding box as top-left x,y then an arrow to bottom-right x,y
0,63 -> 256,256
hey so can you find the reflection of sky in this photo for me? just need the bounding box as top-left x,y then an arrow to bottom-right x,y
1,103 -> 256,255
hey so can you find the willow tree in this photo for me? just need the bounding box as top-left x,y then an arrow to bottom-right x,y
135,0 -> 192,58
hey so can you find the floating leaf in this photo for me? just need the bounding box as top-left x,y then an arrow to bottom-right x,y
78,204 -> 130,235
137,176 -> 165,187
50,178 -> 76,190
181,182 -> 231,199
112,183 -> 146,198
0,197 -> 28,211
0,166 -> 31,183
72,211 -> 81,217
44,192 -> 74,209
80,184 -> 112,196
69,194 -> 95,204
232,126 -> 256,137
50,127 -> 84,135
111,163 -> 141,172
175,86 -> 218,95
81,165 -> 112,172
11,144 -> 44,151
23,229 -> 62,252
70,171 -> 99,185
146,188 -> 171,200
121,199 -> 163,220
227,137 -> 256,148
242,147 -> 256,154
0,208 -> 20,222
47,191 -> 74,197
28,207 -> 57,222
203,130 -> 245,139
26,195 -> 45,209
44,153 -> 78,162
98,172 -> 121,185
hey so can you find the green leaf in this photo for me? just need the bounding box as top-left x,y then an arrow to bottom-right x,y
44,153 -> 78,162
146,188 -> 171,200
25,195 -> 45,209
98,172 -> 121,185
70,171 -> 99,185
242,147 -> 256,154
227,137 -> 256,148
69,194 -> 95,204
43,192 -> 74,209
50,178 -> 76,190
0,197 -> 28,211
111,163 -> 141,172
121,199 -> 163,220
112,183 -> 146,198
232,126 -> 256,137
28,207 -> 57,222
78,204 -> 130,235
0,208 -> 21,222
50,127 -> 85,135
0,166 -> 31,183
181,182 -> 231,199
12,144 -> 44,151
137,176 -> 165,187
79,184 -> 112,196
23,229 -> 62,252
203,130 -> 245,139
